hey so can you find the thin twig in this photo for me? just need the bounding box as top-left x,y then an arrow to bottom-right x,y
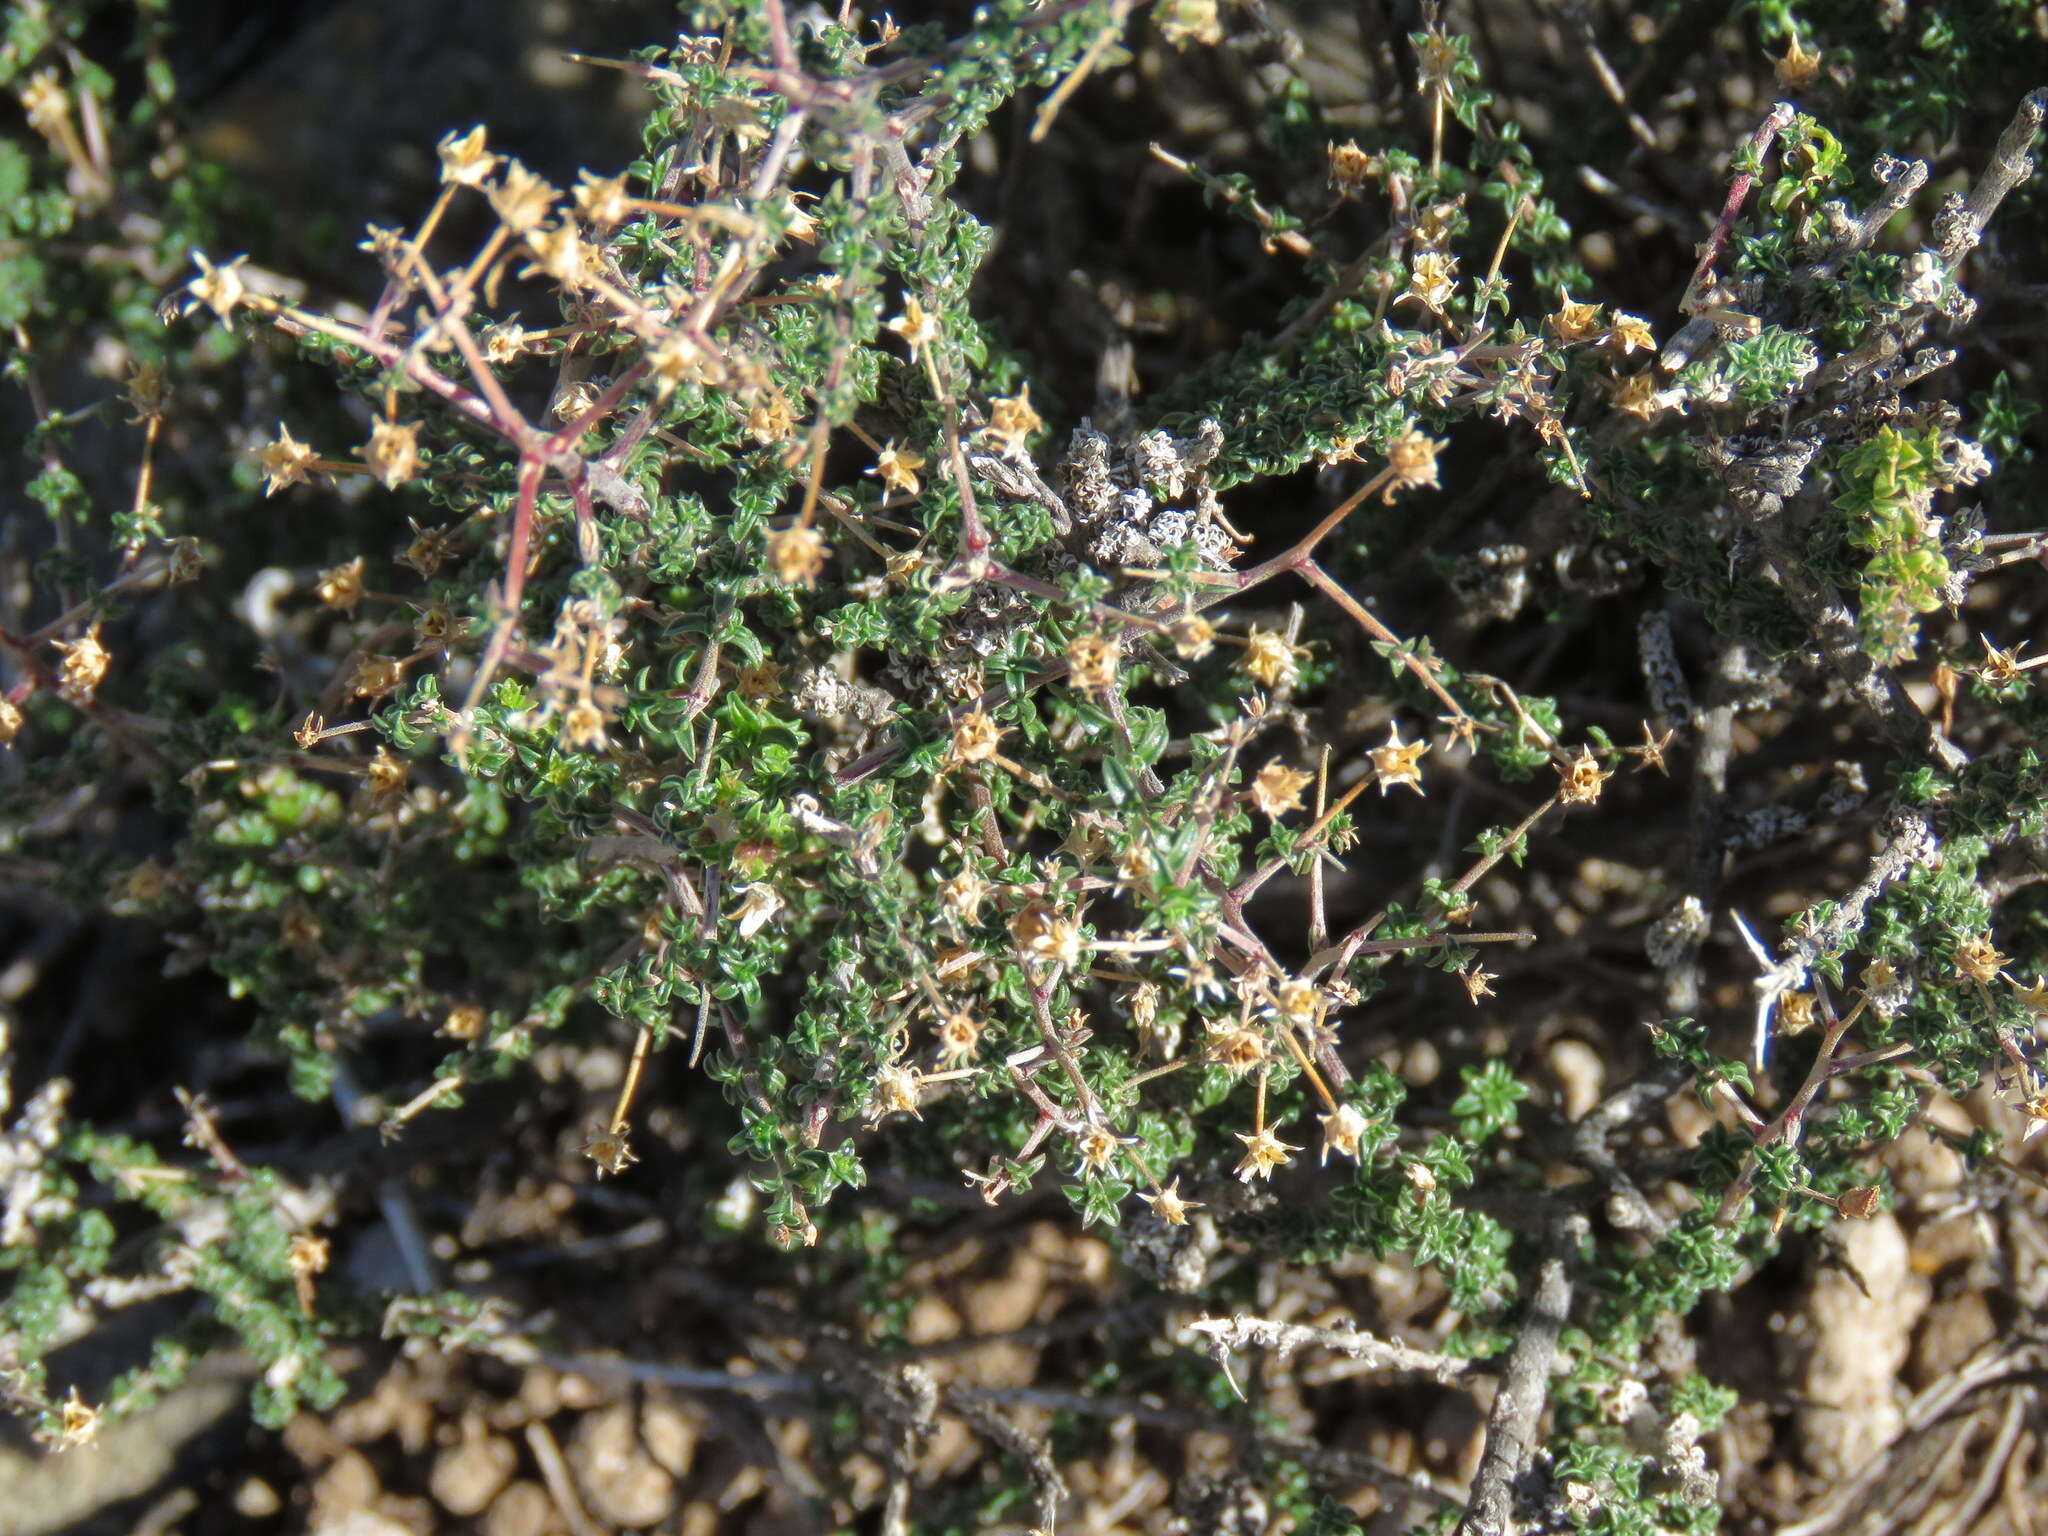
1184,1314 -> 1473,1389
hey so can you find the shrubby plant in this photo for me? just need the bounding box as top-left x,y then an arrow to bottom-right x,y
4,1 -> 2048,1530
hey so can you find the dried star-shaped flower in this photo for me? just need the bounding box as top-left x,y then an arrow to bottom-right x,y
1273,977 -> 1321,1023
1776,990 -> 1816,1035
935,1010 -> 982,1063
748,394 -> 798,445
1548,291 -> 1603,343
1384,429 -> 1446,499
357,224 -> 405,266
1612,371 -> 1665,419
1774,33 -> 1823,90
940,867 -> 990,924
708,92 -> 769,147
885,295 -> 939,363
1414,200 -> 1462,251
737,657 -> 785,703
1607,313 -> 1656,355
573,170 -> 632,230
732,882 -> 785,938
583,1122 -> 637,1177
1241,626 -> 1303,689
1370,723 -> 1429,796
364,419 -> 422,489
950,710 -> 1005,765
399,520 -> 457,578
871,440 -> 926,497
316,557 -> 366,615
2013,975 -> 2048,1021
1140,1176 -> 1204,1226
1075,1124 -> 1127,1172
1250,759 -> 1312,818
165,538 -> 203,586
53,624 -> 109,701
978,385 -> 1044,458
524,221 -> 590,289
436,124 -> 496,187
1011,901 -> 1084,969
127,362 -> 169,424
185,250 -> 250,325
1067,633 -> 1118,693
1320,432 -> 1369,468
1318,1103 -> 1370,1166
767,523 -> 830,586
1234,1127 -> 1299,1183
58,1387 -> 100,1449
1556,746 -> 1611,805
488,161 -> 558,234
480,322 -> 527,367
1408,250 -> 1458,309
1170,614 -> 1216,659
1209,1024 -> 1270,1079
558,693 -> 613,752
1632,720 -> 1675,775
259,424 -> 319,497
1975,634 -> 2048,684
2020,1090 -> 2048,1145
1460,964 -> 1496,1004
1954,934 -> 2008,986
1327,139 -> 1377,192
360,746 -> 407,805
1415,25 -> 1461,92
867,1063 -> 924,1125
1058,813 -> 1104,863
349,654 -> 404,700
646,331 -> 719,398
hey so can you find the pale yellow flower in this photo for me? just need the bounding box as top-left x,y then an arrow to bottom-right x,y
488,161 -> 558,234
1556,746 -> 1611,806
1548,292 -> 1602,343
977,386 -> 1044,458
437,125 -> 497,187
364,419 -> 422,489
1234,1127 -> 1299,1183
1318,1103 -> 1370,1166
315,557 -> 366,615
885,295 -> 939,363
766,523 -> 829,586
1139,1176 -> 1203,1226
259,425 -> 319,497
1241,627 -> 1303,689
1066,633 -> 1117,693
1370,723 -> 1428,796
871,441 -> 926,497
1250,760 -> 1312,818
185,251 -> 250,325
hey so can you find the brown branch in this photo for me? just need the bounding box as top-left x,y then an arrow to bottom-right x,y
1457,1220 -> 1583,1536
1939,87 -> 2048,273
1184,1314 -> 1473,1389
